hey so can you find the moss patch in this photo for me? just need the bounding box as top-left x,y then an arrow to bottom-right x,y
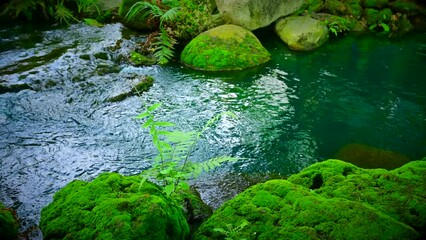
194,179 -> 419,239
180,24 -> 270,71
288,159 -> 426,236
40,172 -> 189,240
0,202 -> 19,240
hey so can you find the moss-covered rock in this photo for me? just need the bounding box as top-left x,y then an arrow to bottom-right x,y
106,75 -> 154,102
194,179 -> 419,239
325,0 -> 363,19
391,0 -> 423,15
275,16 -> 329,51
40,172 -> 189,240
288,159 -> 426,236
118,0 -> 158,30
129,51 -> 156,66
0,202 -> 19,240
335,143 -> 410,169
362,0 -> 389,8
180,24 -> 270,71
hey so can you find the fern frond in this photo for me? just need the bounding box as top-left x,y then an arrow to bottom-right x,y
55,1 -> 78,25
160,7 -> 180,27
124,1 -> 156,22
152,29 -> 177,64
186,156 -> 240,178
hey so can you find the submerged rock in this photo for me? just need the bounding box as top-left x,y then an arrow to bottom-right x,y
40,172 -> 190,240
288,159 -> 426,236
181,24 -> 270,71
194,179 -> 419,239
0,202 -> 19,240
275,16 -> 329,51
335,143 -> 410,169
215,0 -> 304,30
106,75 -> 154,102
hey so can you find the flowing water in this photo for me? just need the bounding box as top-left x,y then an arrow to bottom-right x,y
0,22 -> 425,238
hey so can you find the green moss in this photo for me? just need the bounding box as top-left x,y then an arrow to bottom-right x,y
288,159 -> 426,236
391,0 -> 421,15
130,51 -> 156,66
181,25 -> 270,71
363,0 -> 389,8
40,172 -> 189,240
325,0 -> 363,18
194,179 -> 419,239
0,202 -> 19,240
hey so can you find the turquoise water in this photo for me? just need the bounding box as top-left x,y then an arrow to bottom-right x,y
0,23 -> 425,236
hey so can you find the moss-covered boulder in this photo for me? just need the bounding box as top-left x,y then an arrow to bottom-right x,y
275,16 -> 329,51
40,172 -> 189,240
0,202 -> 19,240
335,143 -> 410,169
118,0 -> 158,30
194,179 -> 419,239
215,0 -> 304,30
324,0 -> 363,18
362,0 -> 389,8
180,24 -> 270,71
288,159 -> 426,236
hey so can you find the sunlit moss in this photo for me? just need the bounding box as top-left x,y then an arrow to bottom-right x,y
194,178 -> 419,239
288,159 -> 426,236
40,172 -> 189,240
181,24 -> 270,71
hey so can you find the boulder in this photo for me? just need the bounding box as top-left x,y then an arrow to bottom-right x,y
275,16 -> 329,51
181,24 -> 270,71
40,172 -> 190,240
288,159 -> 426,236
0,202 -> 19,240
194,179 -> 419,239
335,143 -> 410,169
118,0 -> 158,30
215,0 -> 304,30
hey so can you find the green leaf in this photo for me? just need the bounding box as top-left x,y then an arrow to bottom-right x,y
154,121 -> 175,127
164,183 -> 175,196
177,181 -> 190,190
135,112 -> 150,119
138,175 -> 149,191
142,118 -> 154,128
147,103 -> 162,112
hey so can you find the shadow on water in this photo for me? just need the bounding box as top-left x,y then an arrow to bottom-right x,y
0,23 -> 425,238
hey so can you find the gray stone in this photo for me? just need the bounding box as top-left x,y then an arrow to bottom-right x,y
215,0 -> 304,30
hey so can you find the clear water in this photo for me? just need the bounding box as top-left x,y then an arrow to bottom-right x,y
0,23 -> 425,238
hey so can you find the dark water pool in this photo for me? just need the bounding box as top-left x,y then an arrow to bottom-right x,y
0,23 -> 425,238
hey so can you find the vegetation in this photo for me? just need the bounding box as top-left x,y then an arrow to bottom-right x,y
1,0 -> 101,24
0,202 -> 19,240
123,0 -> 220,64
136,103 -> 239,197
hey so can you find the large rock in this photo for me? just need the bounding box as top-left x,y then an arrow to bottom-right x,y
275,16 -> 329,51
215,0 -> 304,30
194,179 -> 419,239
0,202 -> 19,240
40,173 -> 190,240
181,24 -> 270,71
288,159 -> 426,236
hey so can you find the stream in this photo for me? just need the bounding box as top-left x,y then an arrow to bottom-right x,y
1,22 -> 425,238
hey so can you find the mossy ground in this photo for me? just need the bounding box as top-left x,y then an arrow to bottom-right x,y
288,159 -> 426,236
180,25 -> 270,71
40,172 -> 189,240
194,179 -> 419,239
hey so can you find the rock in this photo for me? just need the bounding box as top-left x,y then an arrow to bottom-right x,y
324,0 -> 363,18
275,16 -> 329,51
391,0 -> 423,16
106,75 -> 154,102
118,0 -> 158,30
335,143 -> 410,169
194,179 -> 419,239
180,24 -> 270,71
129,51 -> 156,66
215,0 -> 304,30
40,172 -> 190,240
288,159 -> 426,236
0,202 -> 19,240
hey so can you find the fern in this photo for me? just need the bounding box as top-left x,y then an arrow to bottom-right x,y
136,103 -> 240,196
55,1 -> 79,25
